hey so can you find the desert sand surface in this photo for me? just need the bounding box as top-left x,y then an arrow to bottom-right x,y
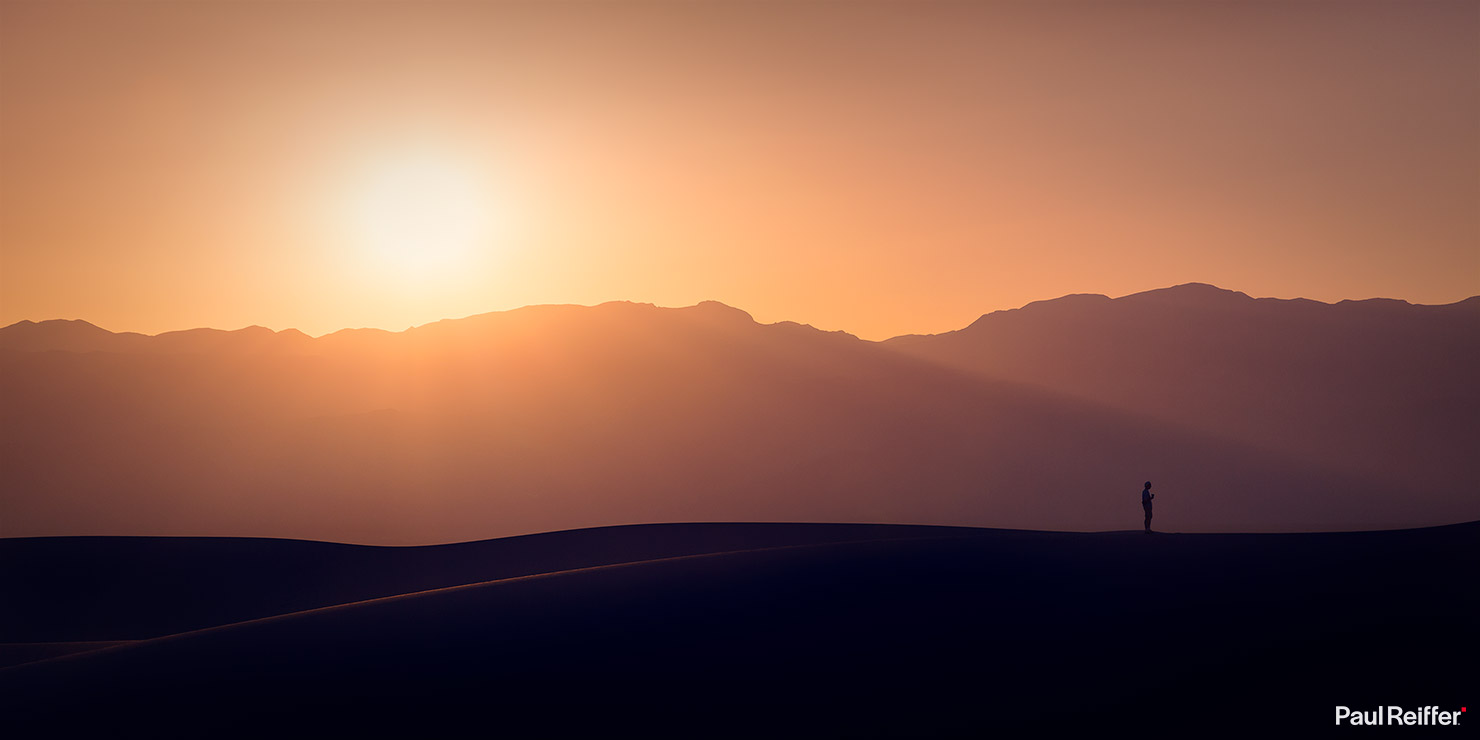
0,522 -> 965,644
3,521 -> 1474,736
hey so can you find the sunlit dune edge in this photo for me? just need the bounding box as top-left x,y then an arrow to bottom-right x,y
2,520 -> 1474,736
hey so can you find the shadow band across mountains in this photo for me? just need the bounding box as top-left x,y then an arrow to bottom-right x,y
2,522 -> 1476,737
5,285 -> 1477,544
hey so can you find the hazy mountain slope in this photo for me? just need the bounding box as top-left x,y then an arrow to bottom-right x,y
886,283 -> 1480,497
0,320 -> 318,355
1,297 -> 1469,543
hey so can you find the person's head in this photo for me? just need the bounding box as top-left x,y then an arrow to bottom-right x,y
1144,481 -> 1152,489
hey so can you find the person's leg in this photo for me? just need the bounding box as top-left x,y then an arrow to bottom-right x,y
1144,505 -> 1152,532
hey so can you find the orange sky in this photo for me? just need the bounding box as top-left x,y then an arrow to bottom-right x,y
2,0 -> 1476,341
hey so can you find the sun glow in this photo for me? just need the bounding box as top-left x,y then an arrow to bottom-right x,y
343,153 -> 496,277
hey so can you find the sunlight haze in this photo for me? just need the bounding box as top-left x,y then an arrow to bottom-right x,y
1,0 -> 1476,338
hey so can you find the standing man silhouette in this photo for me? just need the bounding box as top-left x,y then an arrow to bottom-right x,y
1142,481 -> 1155,533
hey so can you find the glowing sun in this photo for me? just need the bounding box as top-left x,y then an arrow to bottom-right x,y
343,154 -> 495,276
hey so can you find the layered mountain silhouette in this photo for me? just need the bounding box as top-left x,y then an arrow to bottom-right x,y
887,284 -> 1480,510
2,284 -> 1475,544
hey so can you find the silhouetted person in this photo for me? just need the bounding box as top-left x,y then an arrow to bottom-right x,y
1142,481 -> 1155,533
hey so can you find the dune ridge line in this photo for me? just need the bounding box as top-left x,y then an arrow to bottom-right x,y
0,530 -> 976,673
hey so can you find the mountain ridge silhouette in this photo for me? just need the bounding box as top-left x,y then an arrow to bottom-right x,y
6,282 -> 1476,352
2,283 -> 1475,543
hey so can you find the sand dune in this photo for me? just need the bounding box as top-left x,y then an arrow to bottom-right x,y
0,641 -> 135,669
3,521 -> 1474,736
1,522 -> 963,643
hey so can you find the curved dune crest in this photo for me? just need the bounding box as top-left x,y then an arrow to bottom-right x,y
3,522 -> 1475,736
0,522 -> 978,643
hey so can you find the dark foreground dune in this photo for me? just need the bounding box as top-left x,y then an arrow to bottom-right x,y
3,522 -> 1475,737
1,522 -> 958,643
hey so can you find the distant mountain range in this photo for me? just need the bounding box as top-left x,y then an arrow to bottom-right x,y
3,284 -> 1476,543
